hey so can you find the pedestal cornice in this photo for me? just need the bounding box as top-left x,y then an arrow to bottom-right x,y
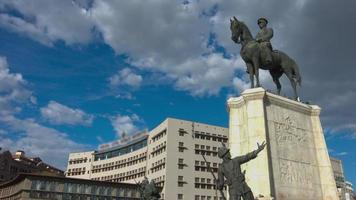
265,91 -> 315,115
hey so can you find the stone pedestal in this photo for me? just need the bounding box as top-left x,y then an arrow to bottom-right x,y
227,88 -> 339,200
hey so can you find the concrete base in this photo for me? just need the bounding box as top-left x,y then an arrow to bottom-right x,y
227,88 -> 339,200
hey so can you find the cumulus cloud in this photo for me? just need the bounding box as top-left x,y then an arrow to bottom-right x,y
110,114 -> 142,138
40,101 -> 94,126
109,68 -> 143,88
1,0 -> 356,136
0,0 -> 94,46
0,115 -> 89,169
0,56 -> 89,169
0,56 -> 33,116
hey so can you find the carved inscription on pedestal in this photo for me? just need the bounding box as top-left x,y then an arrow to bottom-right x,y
273,116 -> 314,187
279,159 -> 312,187
274,116 -> 308,147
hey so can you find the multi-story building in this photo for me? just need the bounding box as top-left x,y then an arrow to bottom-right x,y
66,118 -> 228,200
330,156 -> 355,200
0,150 -> 64,183
344,181 -> 354,200
0,173 -> 141,200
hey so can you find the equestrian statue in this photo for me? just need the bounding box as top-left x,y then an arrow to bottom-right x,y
230,16 -> 301,100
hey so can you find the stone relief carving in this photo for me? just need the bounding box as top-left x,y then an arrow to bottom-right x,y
274,116 -> 308,146
279,159 -> 312,187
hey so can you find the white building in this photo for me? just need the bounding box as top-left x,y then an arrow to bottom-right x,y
66,118 -> 228,200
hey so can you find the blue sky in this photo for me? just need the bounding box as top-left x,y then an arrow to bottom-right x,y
0,0 -> 355,188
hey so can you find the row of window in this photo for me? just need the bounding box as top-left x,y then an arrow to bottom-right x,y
69,158 -> 89,165
150,129 -> 167,143
92,167 -> 146,182
67,167 -> 87,176
195,161 -> 219,168
67,171 -> 87,176
94,139 -> 147,161
151,175 -> 165,188
150,141 -> 166,158
92,158 -> 146,174
195,195 -> 225,200
29,191 -> 140,200
150,163 -> 165,173
194,131 -> 228,142
28,182 -> 140,198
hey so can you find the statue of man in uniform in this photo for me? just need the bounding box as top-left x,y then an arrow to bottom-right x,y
255,17 -> 273,65
217,141 -> 266,200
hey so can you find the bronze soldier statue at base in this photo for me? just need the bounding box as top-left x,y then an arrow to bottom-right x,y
217,141 -> 266,200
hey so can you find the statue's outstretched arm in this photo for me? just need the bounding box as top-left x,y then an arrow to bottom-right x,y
236,141 -> 266,164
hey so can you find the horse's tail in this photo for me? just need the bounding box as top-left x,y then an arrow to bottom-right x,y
291,59 -> 302,87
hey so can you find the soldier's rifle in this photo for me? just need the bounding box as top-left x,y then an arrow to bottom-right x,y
201,153 -> 226,200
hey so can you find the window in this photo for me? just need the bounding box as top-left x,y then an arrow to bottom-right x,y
178,158 -> 184,164
179,142 -> 184,147
31,180 -> 38,190
178,194 -> 183,200
179,129 -> 185,136
178,176 -> 184,181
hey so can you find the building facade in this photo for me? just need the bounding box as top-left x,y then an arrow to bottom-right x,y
344,181 -> 354,200
0,150 -> 64,183
330,157 -> 355,200
66,118 -> 229,200
0,174 -> 141,200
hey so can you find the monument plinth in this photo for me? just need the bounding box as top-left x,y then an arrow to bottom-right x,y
227,88 -> 339,200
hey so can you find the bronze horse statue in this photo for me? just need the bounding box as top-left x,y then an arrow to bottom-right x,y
230,17 -> 301,100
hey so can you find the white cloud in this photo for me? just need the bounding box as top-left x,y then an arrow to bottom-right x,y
0,115 -> 89,169
109,68 -> 143,88
0,0 -> 244,96
41,101 -> 94,126
0,56 -> 33,116
2,1 -> 356,137
172,54 -> 244,96
110,114 -> 142,137
0,0 -> 94,46
336,152 -> 348,156
0,56 -> 89,169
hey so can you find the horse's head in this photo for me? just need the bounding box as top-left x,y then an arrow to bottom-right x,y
230,16 -> 242,44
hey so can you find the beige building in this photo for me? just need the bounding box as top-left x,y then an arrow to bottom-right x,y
66,118 -> 228,200
0,173 -> 141,200
330,157 -> 354,200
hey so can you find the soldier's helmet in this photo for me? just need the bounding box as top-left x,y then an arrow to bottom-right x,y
218,145 -> 230,158
257,17 -> 268,25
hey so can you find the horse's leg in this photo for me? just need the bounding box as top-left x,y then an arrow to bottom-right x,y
284,69 -> 298,100
252,57 -> 261,87
269,70 -> 282,95
246,63 -> 254,88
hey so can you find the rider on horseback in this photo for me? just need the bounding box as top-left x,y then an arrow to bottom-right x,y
256,17 -> 273,65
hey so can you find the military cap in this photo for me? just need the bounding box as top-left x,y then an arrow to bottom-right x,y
257,17 -> 268,24
218,145 -> 230,158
